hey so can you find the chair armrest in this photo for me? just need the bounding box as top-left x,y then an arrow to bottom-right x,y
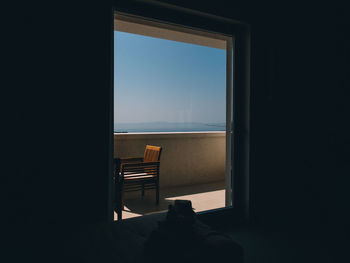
121,161 -> 160,169
115,157 -> 144,163
114,157 -> 144,173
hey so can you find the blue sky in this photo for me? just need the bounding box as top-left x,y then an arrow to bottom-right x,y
114,31 -> 226,124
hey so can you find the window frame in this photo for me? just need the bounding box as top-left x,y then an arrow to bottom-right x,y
110,2 -> 250,224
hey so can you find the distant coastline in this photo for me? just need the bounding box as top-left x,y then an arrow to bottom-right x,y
114,122 -> 225,133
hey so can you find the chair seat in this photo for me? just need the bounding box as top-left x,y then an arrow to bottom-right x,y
122,172 -> 156,180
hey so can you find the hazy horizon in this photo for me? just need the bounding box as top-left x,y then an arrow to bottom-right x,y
114,121 -> 225,124
114,121 -> 225,133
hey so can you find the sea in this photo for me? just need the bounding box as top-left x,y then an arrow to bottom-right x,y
114,122 -> 225,133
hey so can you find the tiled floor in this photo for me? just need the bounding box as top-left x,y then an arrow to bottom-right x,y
114,180 -> 225,220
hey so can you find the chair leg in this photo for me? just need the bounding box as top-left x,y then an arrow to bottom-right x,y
156,183 -> 159,205
116,184 -> 123,220
117,208 -> 122,220
122,190 -> 125,210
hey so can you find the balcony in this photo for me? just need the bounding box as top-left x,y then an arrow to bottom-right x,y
114,131 -> 226,220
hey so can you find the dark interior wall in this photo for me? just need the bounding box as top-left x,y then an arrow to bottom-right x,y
5,0 -> 349,260
248,4 -> 350,233
5,2 -> 113,260
13,3 -> 112,224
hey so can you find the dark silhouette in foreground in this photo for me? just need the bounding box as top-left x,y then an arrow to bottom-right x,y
144,200 -> 243,263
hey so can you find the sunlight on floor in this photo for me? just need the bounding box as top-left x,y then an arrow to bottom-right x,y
165,189 -> 225,212
114,182 -> 225,220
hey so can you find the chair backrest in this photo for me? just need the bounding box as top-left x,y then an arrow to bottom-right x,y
143,145 -> 162,162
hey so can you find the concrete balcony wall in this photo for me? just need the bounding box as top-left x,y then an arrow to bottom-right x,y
114,132 -> 225,188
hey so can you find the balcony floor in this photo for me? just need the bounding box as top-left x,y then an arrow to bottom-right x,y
114,180 -> 225,220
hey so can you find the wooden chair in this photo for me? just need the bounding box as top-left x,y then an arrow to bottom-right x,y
114,145 -> 162,220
